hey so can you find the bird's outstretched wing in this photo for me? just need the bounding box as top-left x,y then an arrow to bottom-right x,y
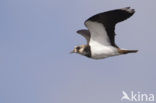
77,29 -> 90,44
85,7 -> 135,47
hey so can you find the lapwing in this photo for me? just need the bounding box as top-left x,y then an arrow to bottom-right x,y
71,7 -> 138,59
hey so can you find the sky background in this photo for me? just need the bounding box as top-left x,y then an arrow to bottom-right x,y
0,0 -> 156,103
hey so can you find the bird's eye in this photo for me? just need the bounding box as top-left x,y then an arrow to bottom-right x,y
76,47 -> 80,50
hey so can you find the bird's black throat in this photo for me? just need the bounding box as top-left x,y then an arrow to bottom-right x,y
84,45 -> 91,58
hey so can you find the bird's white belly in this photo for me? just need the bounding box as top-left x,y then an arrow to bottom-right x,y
91,45 -> 120,59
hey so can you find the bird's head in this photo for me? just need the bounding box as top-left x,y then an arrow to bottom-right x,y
70,45 -> 84,54
70,45 -> 91,57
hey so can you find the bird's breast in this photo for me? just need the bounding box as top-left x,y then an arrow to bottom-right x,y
90,45 -> 119,59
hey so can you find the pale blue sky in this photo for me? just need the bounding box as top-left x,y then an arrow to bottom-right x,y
0,0 -> 156,103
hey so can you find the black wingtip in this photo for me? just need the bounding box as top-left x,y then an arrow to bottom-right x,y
76,30 -> 80,33
76,29 -> 84,34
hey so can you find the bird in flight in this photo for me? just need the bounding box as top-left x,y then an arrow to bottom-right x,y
71,7 -> 138,59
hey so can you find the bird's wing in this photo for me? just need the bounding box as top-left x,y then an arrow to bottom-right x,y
77,29 -> 90,44
84,7 -> 135,47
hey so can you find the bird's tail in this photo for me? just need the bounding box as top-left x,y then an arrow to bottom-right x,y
119,49 -> 138,54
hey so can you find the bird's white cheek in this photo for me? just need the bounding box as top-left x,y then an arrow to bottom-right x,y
79,48 -> 83,53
